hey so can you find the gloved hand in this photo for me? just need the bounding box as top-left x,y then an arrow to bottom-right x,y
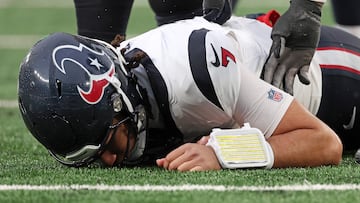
203,0 -> 232,25
262,0 -> 323,95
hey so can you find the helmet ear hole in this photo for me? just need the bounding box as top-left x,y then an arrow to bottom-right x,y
55,79 -> 62,97
18,98 -> 26,115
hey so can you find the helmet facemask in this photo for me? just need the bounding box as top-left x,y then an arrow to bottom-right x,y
49,91 -> 148,168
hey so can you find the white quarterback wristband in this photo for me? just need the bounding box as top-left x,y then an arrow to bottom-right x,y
206,123 -> 274,169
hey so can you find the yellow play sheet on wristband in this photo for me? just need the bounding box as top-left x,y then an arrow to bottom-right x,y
216,134 -> 267,163
206,124 -> 274,168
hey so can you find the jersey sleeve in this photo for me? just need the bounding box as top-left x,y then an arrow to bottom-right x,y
205,29 -> 294,138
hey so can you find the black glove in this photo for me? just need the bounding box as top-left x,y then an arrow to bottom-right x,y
262,0 -> 323,95
203,0 -> 232,25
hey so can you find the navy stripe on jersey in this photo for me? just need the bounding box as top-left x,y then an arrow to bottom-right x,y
317,26 -> 360,77
318,26 -> 360,53
123,48 -> 183,140
319,64 -> 360,79
188,29 -> 223,110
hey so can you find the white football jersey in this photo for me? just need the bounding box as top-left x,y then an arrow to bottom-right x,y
120,17 -> 300,141
223,16 -> 322,115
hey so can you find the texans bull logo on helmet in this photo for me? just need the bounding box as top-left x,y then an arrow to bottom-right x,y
52,43 -> 116,105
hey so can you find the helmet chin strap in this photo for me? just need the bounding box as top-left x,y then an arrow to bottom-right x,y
91,37 -> 148,166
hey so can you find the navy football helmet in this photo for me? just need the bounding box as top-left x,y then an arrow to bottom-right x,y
18,32 -> 148,167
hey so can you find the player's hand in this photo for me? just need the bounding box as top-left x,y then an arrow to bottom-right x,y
156,143 -> 221,171
203,0 -> 232,25
262,0 -> 323,95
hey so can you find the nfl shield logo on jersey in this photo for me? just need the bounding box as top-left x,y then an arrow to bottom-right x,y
267,89 -> 283,102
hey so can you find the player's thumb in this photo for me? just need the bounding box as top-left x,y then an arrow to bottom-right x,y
197,136 -> 210,145
298,65 -> 311,85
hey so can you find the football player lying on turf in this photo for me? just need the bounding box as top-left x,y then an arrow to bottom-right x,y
18,15 -> 347,171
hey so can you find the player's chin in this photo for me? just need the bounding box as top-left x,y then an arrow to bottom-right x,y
100,151 -> 126,167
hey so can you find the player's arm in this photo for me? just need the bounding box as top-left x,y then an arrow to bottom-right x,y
267,99 -> 342,168
262,0 -> 325,95
156,99 -> 342,171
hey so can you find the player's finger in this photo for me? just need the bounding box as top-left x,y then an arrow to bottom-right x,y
278,37 -> 286,57
164,144 -> 188,162
156,158 -> 165,167
177,160 -> 202,172
159,158 -> 171,169
272,63 -> 287,87
284,67 -> 297,95
167,152 -> 193,170
190,166 -> 206,172
197,136 -> 210,145
298,65 -> 311,85
262,54 -> 278,83
271,35 -> 282,58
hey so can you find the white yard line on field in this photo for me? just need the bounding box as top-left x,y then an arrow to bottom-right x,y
1,184 -> 360,191
0,35 -> 44,50
0,100 -> 18,108
0,0 -> 149,8
0,34 -> 137,49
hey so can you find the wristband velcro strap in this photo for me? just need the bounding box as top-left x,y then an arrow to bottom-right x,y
206,123 -> 274,169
